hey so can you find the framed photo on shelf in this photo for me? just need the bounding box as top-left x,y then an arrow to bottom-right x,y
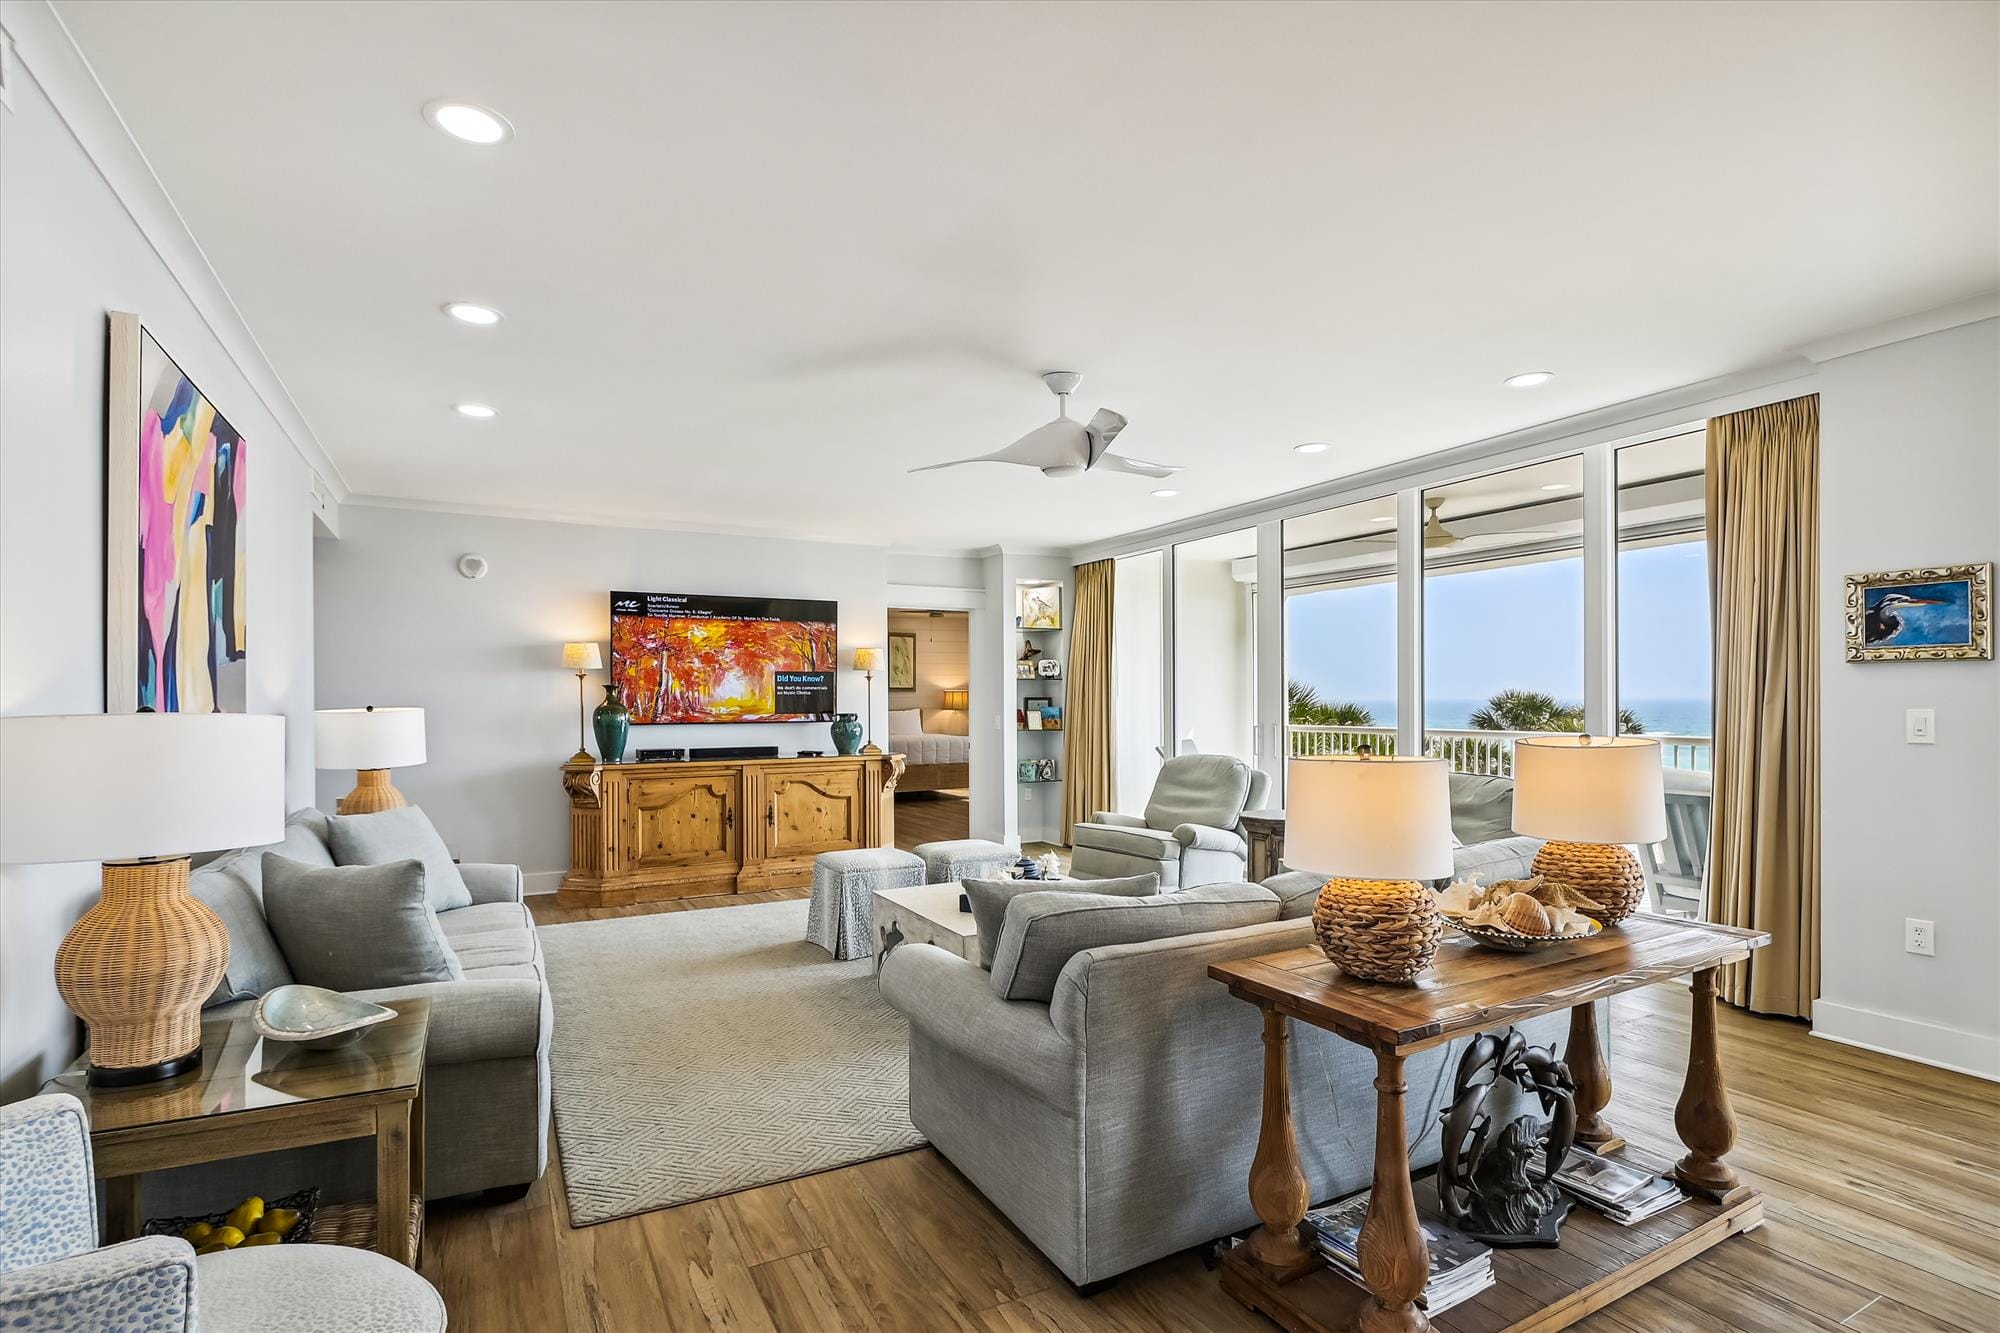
1016,660 -> 1037,679
1035,758 -> 1057,781
1016,580 -> 1062,630
1024,695 -> 1051,714
1036,658 -> 1062,678
1018,760 -> 1039,783
1040,705 -> 1063,731
1843,562 -> 1992,661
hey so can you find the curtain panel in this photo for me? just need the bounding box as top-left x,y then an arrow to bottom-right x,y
1063,560 -> 1116,845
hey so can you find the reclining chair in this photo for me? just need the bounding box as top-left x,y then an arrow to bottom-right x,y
1069,754 -> 1270,889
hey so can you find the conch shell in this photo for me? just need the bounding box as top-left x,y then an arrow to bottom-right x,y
1498,892 -> 1552,936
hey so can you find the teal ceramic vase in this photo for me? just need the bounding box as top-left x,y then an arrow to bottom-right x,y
830,712 -> 863,756
592,684 -> 631,763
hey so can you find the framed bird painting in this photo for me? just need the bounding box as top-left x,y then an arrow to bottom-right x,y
1844,562 -> 1992,662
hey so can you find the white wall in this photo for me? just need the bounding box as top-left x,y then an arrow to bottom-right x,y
887,609 -> 969,735
0,58 -> 319,1100
1173,552 -> 1255,763
1113,551 -> 1166,812
314,505 -> 893,892
1815,318 -> 1999,1079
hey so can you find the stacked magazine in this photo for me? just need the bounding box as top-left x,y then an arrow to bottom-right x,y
1553,1144 -> 1687,1224
1302,1193 -> 1494,1316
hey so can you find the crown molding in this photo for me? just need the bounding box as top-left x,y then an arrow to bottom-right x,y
4,0 -> 348,499
343,492 -> 943,552
1792,292 -> 1999,364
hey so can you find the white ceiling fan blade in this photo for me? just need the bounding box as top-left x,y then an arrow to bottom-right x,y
908,453 -> 1025,473
910,419 -> 1086,474
1083,408 -> 1127,468
1095,452 -> 1182,480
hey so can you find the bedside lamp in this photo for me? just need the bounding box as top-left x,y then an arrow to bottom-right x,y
941,688 -> 969,711
1287,755 -> 1454,984
562,642 -> 603,764
315,706 -> 427,814
852,647 -> 882,755
0,713 -> 284,1085
1513,735 -> 1666,924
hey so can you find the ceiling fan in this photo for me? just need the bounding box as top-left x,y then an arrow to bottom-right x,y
1353,495 -> 1562,551
910,372 -> 1182,480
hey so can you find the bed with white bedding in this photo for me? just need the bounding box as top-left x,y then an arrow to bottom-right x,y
890,709 -> 971,793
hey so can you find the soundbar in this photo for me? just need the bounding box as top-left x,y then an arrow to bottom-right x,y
689,744 -> 781,760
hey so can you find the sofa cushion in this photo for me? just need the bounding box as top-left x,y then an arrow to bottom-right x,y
963,873 -> 1158,969
438,901 -> 535,943
1143,755 -> 1252,832
1261,869 -> 1325,921
328,806 -> 473,913
1067,823 -> 1179,862
1452,834 -> 1543,887
1448,773 -> 1516,846
263,854 -> 464,991
989,882 -> 1280,1002
192,860 -> 296,1006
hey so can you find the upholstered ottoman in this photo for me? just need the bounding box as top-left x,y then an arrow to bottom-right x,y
913,838 -> 1017,886
808,848 -> 924,959
201,1244 -> 446,1331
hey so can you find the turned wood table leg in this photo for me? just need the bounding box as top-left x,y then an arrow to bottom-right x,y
1357,1049 -> 1430,1333
1674,966 -> 1741,1200
1243,1006 -> 1315,1280
1568,1000 -> 1620,1150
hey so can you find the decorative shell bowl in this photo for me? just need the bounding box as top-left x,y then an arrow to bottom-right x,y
1451,916 -> 1604,952
253,985 -> 395,1050
1437,876 -> 1604,953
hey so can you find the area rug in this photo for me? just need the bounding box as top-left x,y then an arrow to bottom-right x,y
538,899 -> 925,1225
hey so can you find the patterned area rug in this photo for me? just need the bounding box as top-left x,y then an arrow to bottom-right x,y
539,899 -> 925,1226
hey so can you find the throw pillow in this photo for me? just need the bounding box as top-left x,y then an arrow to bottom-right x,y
1261,869 -> 1326,921
262,854 -> 464,992
989,882 -> 1281,1003
327,806 -> 472,913
963,872 -> 1158,969
191,859 -> 296,1006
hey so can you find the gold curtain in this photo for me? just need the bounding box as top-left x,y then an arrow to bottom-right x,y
1063,559 -> 1116,845
1706,394 -> 1820,1017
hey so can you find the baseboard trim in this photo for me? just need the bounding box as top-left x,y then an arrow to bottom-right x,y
524,870 -> 564,897
1811,999 -> 1998,1082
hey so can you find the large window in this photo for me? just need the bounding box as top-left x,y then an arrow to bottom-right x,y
1284,496 -> 1398,757
1112,550 -> 1166,812
1174,529 -> 1257,764
1617,431 -> 1711,770
1423,456 -> 1586,773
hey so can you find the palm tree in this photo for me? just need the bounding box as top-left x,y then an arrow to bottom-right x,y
1469,688 -> 1645,735
1287,679 -> 1375,727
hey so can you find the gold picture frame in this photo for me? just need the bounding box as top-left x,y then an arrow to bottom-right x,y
888,632 -> 917,690
1843,562 -> 1991,662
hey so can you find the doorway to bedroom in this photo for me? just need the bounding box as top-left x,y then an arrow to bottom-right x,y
887,607 -> 971,847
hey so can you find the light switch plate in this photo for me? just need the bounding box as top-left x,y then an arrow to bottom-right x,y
1905,708 -> 1936,744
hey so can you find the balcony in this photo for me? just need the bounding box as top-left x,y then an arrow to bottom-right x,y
1288,724 -> 1712,774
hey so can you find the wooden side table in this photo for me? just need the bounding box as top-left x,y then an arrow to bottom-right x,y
1210,915 -> 1769,1332
45,998 -> 430,1267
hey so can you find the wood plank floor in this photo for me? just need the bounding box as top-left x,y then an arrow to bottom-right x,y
893,791 -> 971,850
426,893 -> 1999,1332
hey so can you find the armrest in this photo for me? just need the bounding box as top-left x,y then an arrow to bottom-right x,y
349,978 -> 549,1063
878,943 -> 1079,1107
1174,822 -> 1247,854
0,1238 -> 195,1332
1087,811 -> 1148,828
459,862 -> 525,905
1070,823 -> 1179,861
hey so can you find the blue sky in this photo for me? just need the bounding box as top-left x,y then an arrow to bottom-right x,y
1287,541 -> 1710,705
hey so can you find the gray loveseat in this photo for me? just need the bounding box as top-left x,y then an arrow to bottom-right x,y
145,808 -> 552,1216
881,836 -> 1585,1288
1069,755 -> 1273,888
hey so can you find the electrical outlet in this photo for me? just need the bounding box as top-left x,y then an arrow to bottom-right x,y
1905,918 -> 1935,957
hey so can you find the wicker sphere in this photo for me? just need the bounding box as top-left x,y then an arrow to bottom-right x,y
1312,877 -> 1442,984
1532,839 -> 1647,924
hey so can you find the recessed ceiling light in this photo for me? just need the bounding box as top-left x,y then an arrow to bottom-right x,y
1540,483 -> 1571,492
454,403 -> 497,419
424,100 -> 513,145
443,302 -> 503,326
1294,442 -> 1330,454
1504,371 -> 1555,388
1151,489 -> 1179,499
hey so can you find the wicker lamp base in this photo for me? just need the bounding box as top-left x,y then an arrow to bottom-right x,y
55,856 -> 229,1086
1532,840 -> 1647,924
1311,877 -> 1442,984
336,768 -> 407,815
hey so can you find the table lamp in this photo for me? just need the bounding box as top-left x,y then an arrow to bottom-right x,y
1286,755 -> 1454,984
0,712 -> 285,1085
1513,735 -> 1666,924
852,647 -> 882,755
315,706 -> 427,814
941,688 -> 969,712
562,642 -> 603,764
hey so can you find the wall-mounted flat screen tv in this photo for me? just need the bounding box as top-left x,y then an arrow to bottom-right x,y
609,591 -> 838,724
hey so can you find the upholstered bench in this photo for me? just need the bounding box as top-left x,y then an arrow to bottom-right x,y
807,848 -> 925,959
913,838 -> 1017,886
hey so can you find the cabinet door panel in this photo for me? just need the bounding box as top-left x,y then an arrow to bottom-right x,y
764,766 -> 864,858
627,775 -> 736,869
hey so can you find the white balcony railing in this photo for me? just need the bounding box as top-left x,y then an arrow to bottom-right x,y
1288,725 -> 1711,774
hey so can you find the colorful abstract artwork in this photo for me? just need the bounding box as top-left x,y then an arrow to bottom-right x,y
610,591 -> 839,723
106,317 -> 248,712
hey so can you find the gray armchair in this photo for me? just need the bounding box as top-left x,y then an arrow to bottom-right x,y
1070,755 -> 1271,888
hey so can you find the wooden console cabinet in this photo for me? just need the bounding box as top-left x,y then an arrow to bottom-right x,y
559,754 -> 902,906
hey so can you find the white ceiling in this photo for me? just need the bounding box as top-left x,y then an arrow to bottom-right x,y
55,1 -> 1998,554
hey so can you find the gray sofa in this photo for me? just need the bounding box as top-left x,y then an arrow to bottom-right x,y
1070,755 -> 1274,888
145,808 -> 552,1216
881,836 -> 1583,1288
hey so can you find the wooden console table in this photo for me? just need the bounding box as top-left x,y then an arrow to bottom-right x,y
1210,914 -> 1769,1332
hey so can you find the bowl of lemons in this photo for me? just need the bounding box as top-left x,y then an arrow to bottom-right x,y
145,1187 -> 317,1252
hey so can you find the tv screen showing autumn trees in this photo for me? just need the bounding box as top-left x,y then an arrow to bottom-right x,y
609,591 -> 838,724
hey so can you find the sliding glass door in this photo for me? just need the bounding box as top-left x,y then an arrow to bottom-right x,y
1111,551 -> 1167,813
1283,496 -> 1399,760
1173,529 -> 1259,765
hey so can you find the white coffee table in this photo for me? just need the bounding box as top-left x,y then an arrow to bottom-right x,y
872,882 -> 979,969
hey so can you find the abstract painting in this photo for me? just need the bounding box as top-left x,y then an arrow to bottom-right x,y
1844,563 -> 1991,662
888,632 -> 916,690
106,314 -> 248,712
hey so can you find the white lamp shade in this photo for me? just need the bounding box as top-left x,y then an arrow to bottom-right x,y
1285,756 -> 1455,881
314,707 -> 427,771
562,641 -> 602,671
1512,735 -> 1667,843
0,713 -> 286,863
853,648 -> 879,672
